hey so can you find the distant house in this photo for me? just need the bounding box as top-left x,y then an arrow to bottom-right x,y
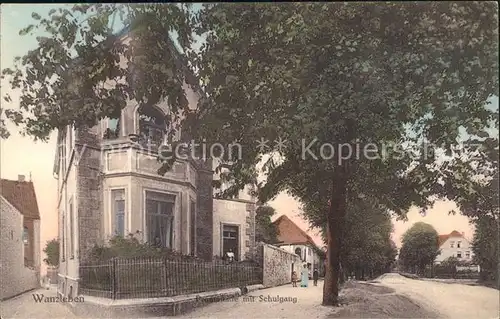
0,176 -> 41,299
435,230 -> 474,264
272,215 -> 325,275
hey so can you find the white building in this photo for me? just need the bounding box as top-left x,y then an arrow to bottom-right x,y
0,177 -> 41,300
435,230 -> 474,264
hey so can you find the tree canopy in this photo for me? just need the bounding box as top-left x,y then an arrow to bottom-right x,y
43,238 -> 60,267
255,205 -> 279,244
192,3 -> 498,304
399,222 -> 440,274
472,215 -> 499,284
2,2 -> 498,306
1,4 -> 194,140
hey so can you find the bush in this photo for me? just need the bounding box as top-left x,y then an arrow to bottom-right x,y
84,234 -> 204,263
43,238 -> 60,267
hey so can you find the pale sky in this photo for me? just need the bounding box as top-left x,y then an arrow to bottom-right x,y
0,5 -> 492,274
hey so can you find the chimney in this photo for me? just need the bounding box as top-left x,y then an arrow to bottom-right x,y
18,175 -> 25,182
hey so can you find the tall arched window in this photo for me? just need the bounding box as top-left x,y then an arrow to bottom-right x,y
294,247 -> 302,257
138,105 -> 167,146
23,227 -> 29,245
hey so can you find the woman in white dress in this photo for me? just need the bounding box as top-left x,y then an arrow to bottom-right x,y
300,264 -> 309,287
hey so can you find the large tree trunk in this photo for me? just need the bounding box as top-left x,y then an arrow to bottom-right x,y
322,164 -> 348,306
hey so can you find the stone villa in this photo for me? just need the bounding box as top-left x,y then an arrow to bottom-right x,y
54,29 -> 257,298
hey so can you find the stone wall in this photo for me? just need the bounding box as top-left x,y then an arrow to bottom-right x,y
76,127 -> 103,258
244,203 -> 256,260
255,243 -> 301,287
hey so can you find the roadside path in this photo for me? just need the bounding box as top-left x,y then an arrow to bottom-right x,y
175,281 -> 332,319
0,286 -> 78,319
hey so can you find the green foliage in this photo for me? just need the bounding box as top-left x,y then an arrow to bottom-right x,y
255,205 -> 279,244
193,2 -> 498,207
192,3 -> 497,304
440,256 -> 460,268
1,4 -> 194,142
434,257 -> 459,278
452,145 -> 499,221
317,201 -> 397,279
43,238 -> 60,267
472,215 -> 499,284
399,222 -> 440,274
428,257 -> 480,279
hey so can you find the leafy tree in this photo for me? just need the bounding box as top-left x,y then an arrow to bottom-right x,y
2,2 -> 498,306
255,205 -> 279,244
399,222 -> 440,274
450,134 -> 499,221
458,137 -> 499,284
43,238 -> 60,267
191,2 -> 498,305
316,201 -> 397,281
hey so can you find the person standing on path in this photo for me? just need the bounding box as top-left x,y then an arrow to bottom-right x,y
300,264 -> 309,287
313,268 -> 319,286
291,271 -> 298,287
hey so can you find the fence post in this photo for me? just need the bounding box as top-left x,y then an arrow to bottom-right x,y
163,258 -> 167,296
111,258 -> 117,299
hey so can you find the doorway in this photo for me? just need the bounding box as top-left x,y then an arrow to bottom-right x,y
222,224 -> 239,261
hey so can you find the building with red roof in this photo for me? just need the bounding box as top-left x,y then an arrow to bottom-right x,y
435,230 -> 474,264
272,215 -> 325,275
0,175 -> 41,299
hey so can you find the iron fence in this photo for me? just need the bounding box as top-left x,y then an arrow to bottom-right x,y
79,257 -> 263,299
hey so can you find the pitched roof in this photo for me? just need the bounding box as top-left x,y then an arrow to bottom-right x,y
438,230 -> 464,246
273,215 -> 318,248
0,179 -> 40,220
